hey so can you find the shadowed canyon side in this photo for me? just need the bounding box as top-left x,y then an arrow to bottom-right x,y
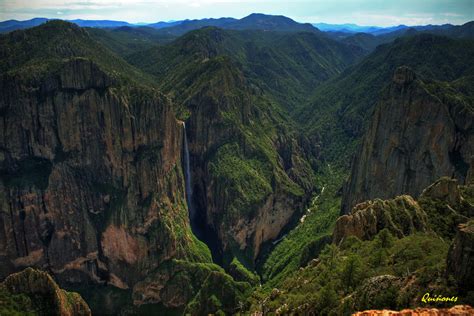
341,66 -> 474,214
0,21 -> 252,315
0,21 -> 188,288
181,121 -> 221,260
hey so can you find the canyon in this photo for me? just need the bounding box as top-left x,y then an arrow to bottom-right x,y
0,14 -> 473,315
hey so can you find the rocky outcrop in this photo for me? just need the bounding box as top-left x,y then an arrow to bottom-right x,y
352,305 -> 474,316
341,66 -> 473,214
334,177 -> 473,243
466,157 -> 474,184
418,177 -> 473,238
333,195 -> 429,244
420,177 -> 462,206
132,259 -> 250,315
447,220 -> 474,292
1,267 -> 91,315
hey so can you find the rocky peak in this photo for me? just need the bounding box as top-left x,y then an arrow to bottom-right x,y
392,66 -> 416,85
447,220 -> 474,292
341,67 -> 473,214
333,195 -> 428,244
1,267 -> 91,315
419,177 -> 461,206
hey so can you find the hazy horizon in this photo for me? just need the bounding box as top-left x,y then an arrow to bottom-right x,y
1,0 -> 473,27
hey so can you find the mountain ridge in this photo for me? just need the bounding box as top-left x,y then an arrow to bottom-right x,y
295,33 -> 474,167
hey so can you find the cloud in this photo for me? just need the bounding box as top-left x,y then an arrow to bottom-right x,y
443,12 -> 462,17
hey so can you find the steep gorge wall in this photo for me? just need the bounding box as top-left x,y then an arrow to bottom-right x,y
182,58 -> 315,264
0,58 -> 193,291
341,66 -> 473,214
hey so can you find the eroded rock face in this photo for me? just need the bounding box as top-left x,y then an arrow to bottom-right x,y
447,220 -> 474,292
420,177 -> 461,206
352,305 -> 474,316
341,66 -> 473,214
333,195 -> 429,244
0,57 -> 189,294
334,177 -> 474,244
1,267 -> 91,315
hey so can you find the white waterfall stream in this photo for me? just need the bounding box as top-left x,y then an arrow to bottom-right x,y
183,123 -> 195,221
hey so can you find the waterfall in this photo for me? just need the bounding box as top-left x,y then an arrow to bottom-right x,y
181,122 -> 222,264
182,122 -> 195,221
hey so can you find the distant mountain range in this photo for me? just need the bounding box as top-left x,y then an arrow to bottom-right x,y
0,14 -> 467,35
0,14 -> 316,33
313,22 -> 387,33
0,17 -> 132,32
314,22 -> 461,35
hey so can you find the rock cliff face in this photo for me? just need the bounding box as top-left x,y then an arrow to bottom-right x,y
341,66 -> 474,214
1,267 -> 91,315
0,55 -> 188,287
333,195 -> 429,244
447,220 -> 474,292
0,21 -> 227,312
335,177 -> 473,244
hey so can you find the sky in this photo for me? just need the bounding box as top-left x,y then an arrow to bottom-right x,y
0,0 -> 473,27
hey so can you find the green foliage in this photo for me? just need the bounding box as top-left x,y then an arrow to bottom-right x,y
185,270 -> 251,315
130,259 -> 251,315
229,257 -> 260,286
419,193 -> 471,240
0,286 -> 35,316
127,27 -> 362,113
341,254 -> 364,290
1,268 -> 90,316
299,234 -> 332,268
208,143 -> 273,220
89,26 -> 176,58
251,229 -> 450,314
375,228 -> 395,249
0,20 -> 156,87
259,165 -> 345,288
319,244 -> 341,271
